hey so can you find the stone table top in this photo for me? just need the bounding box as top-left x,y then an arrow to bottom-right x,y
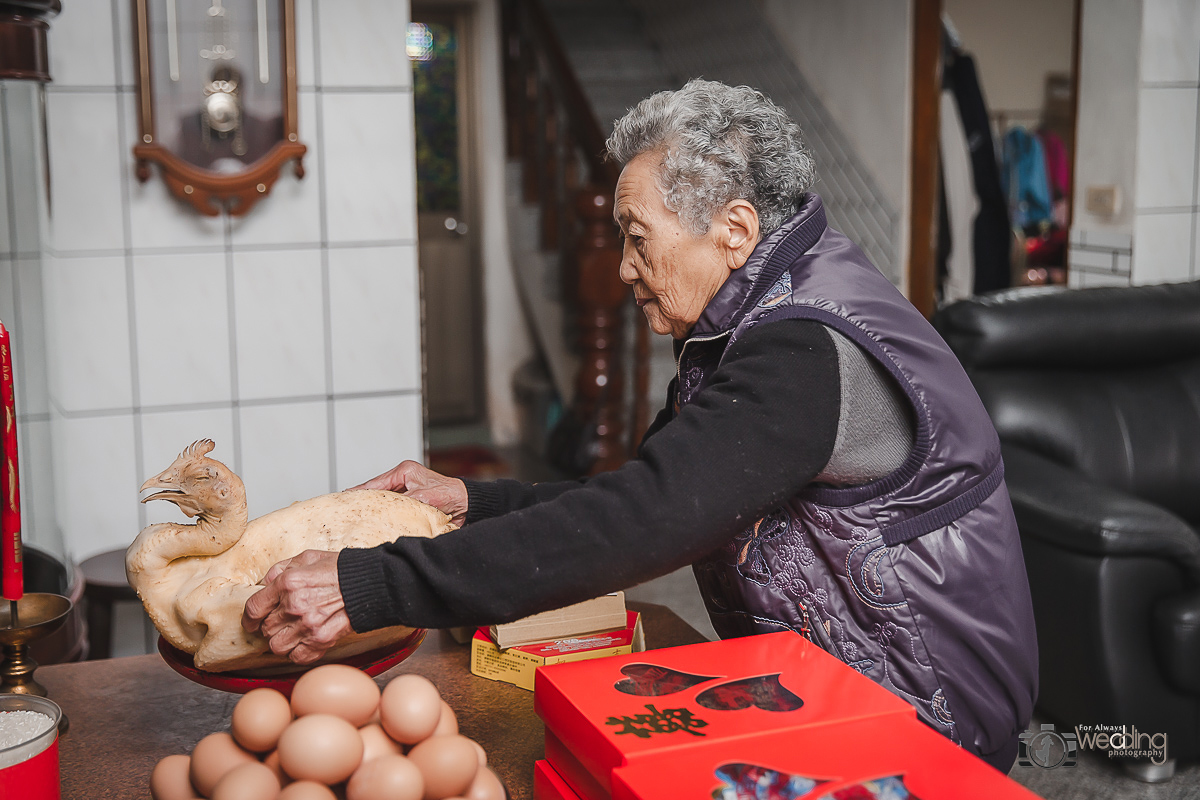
37,601 -> 707,799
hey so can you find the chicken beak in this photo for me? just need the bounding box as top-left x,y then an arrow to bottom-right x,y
140,472 -> 183,504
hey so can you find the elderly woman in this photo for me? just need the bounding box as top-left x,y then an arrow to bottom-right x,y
244,80 -> 1037,772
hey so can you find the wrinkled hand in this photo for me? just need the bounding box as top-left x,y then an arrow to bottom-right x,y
348,460 -> 468,526
241,550 -> 352,665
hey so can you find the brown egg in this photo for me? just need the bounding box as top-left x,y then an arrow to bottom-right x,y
232,688 -> 293,753
431,702 -> 458,737
464,767 -> 505,800
359,723 -> 402,763
211,761 -> 281,800
379,674 -> 442,744
468,739 -> 487,768
290,664 -> 381,728
261,750 -> 289,787
191,732 -> 258,797
346,753 -> 424,800
277,713 -> 364,785
406,735 -> 479,800
278,782 -> 338,800
150,754 -> 199,800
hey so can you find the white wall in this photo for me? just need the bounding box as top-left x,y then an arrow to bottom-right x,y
760,0 -> 911,288
466,0 -> 535,448
760,0 -> 911,222
29,0 -> 426,563
1072,0 -> 1142,237
1069,0 -> 1200,288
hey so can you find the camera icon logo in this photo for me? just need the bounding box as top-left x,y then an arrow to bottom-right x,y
1019,723 -> 1079,769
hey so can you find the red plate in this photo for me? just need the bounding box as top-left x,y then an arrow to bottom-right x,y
157,629 -> 427,697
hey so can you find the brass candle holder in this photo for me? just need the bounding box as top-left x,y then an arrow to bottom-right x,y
0,593 -> 71,732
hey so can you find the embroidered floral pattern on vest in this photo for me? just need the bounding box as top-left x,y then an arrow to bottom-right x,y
757,271 -> 792,308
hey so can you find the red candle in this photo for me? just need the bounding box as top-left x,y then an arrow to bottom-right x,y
0,319 -> 22,602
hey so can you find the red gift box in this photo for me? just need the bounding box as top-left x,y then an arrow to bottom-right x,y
545,728 -> 607,800
534,632 -> 915,798
534,760 -> 585,800
610,715 -> 1040,800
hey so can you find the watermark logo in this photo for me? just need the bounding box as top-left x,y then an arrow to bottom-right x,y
1018,723 -> 1078,769
1018,722 -> 1170,768
1076,724 -> 1169,765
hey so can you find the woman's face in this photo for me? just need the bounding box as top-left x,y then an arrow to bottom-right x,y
614,153 -> 750,339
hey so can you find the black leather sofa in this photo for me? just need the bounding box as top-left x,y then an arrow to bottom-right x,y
934,280 -> 1200,781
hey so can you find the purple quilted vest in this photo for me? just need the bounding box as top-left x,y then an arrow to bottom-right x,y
683,195 -> 1038,762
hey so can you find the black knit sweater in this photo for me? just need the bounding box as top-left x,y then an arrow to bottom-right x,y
337,319 -> 840,632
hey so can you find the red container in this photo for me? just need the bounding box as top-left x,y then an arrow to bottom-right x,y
534,632 -> 914,798
0,695 -> 61,800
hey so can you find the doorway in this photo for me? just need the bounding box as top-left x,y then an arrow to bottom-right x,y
410,8 -> 484,425
909,0 -> 1080,313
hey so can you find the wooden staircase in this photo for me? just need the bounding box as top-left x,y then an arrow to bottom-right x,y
500,0 -> 650,475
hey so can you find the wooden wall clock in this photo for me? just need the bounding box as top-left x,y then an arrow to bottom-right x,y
131,0 -> 306,216
0,1 -> 59,82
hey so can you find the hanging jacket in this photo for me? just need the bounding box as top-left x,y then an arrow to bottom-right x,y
1002,126 -> 1053,229
1038,128 -> 1070,201
945,52 -> 1011,294
683,194 -> 1038,768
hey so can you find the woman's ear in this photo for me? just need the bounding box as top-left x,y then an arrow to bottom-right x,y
723,200 -> 760,269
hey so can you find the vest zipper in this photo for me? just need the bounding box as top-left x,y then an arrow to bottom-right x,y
796,596 -> 838,655
675,331 -> 733,387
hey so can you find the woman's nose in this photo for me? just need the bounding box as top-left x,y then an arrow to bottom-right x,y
618,246 -> 637,285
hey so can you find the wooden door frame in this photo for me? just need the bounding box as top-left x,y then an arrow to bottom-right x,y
907,0 -> 942,318
1067,0 -> 1082,234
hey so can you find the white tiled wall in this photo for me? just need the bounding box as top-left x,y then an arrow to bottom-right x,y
132,252 -> 234,408
42,254 -> 135,414
1139,0 -> 1200,85
238,400 -> 333,522
315,0 -> 413,89
14,0 -> 426,564
0,80 -> 62,561
1131,0 -> 1200,285
327,245 -> 423,396
1067,228 -> 1133,288
232,249 -> 327,401
322,95 -> 418,244
1072,0 -> 1200,288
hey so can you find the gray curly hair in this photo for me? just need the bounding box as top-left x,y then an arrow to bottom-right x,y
605,79 -> 816,237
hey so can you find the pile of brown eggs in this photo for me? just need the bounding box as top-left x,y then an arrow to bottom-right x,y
150,665 -> 505,800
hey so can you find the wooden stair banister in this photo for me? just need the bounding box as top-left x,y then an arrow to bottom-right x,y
501,0 -> 650,475
574,187 -> 627,472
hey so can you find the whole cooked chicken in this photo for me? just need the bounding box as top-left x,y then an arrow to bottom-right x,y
126,439 -> 456,671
